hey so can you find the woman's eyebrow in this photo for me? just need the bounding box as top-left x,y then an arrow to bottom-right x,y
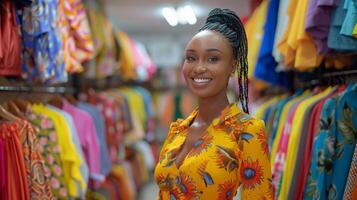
186,49 -> 196,53
206,48 -> 222,53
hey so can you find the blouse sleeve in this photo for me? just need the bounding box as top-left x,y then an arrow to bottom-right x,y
237,119 -> 274,199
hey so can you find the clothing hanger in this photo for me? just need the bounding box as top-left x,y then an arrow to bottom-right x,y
12,99 -> 30,112
48,94 -> 63,109
7,101 -> 26,119
64,93 -> 78,105
0,103 -> 22,122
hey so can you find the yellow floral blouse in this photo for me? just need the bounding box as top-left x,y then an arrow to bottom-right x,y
154,103 -> 273,200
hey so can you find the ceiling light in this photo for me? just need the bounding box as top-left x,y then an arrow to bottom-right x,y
183,5 -> 197,25
162,7 -> 178,26
177,7 -> 187,25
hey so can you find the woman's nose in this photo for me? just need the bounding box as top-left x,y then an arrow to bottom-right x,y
193,62 -> 207,74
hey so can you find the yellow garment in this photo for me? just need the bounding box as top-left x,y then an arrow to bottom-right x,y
117,31 -> 137,81
245,0 -> 269,79
353,24 -> 357,38
118,88 -> 146,128
32,104 -> 85,197
287,0 -> 323,69
278,87 -> 333,200
254,96 -> 281,120
270,90 -> 311,167
278,0 -> 323,70
154,103 -> 273,199
277,0 -> 298,68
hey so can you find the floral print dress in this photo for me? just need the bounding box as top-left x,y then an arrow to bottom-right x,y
154,103 -> 273,200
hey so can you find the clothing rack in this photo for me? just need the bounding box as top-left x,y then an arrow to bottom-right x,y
0,85 -> 76,94
296,68 -> 357,89
322,69 -> 357,78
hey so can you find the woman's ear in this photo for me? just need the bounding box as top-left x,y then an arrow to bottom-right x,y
231,60 -> 237,75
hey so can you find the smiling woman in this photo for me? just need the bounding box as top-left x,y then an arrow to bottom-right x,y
154,8 -> 273,200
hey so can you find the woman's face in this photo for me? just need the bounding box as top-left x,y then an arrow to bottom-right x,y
182,30 -> 235,99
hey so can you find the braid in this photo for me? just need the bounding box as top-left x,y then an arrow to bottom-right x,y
199,8 -> 249,113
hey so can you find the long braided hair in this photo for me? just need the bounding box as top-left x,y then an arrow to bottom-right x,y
199,8 -> 249,114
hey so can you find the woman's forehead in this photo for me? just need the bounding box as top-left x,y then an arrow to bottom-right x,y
185,30 -> 231,51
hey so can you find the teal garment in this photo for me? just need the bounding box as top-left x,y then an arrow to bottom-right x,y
304,84 -> 357,200
327,0 -> 357,51
269,90 -> 304,149
340,0 -> 357,36
48,105 -> 89,197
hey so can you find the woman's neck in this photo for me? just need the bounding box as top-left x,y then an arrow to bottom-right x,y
196,94 -> 230,124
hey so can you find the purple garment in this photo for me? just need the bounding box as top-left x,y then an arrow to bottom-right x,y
0,139 -> 6,200
62,100 -> 101,180
305,0 -> 339,54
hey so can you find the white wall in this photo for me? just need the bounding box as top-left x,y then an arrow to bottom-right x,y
132,33 -> 194,68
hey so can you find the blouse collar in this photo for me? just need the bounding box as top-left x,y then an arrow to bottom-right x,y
175,102 -> 244,130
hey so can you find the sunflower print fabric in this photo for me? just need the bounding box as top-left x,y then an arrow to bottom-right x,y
154,103 -> 273,200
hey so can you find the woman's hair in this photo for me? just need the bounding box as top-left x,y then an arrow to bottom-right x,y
199,8 -> 249,114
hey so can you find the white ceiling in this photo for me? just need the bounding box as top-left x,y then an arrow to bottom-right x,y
106,0 -> 251,35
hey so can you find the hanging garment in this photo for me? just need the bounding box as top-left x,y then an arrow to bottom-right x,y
305,0 -> 339,54
0,0 -> 22,76
17,0 -> 67,83
272,0 -> 290,71
353,24 -> 357,38
62,100 -> 101,182
304,84 -> 357,200
328,0 -> 357,51
245,0 -> 268,79
32,104 -> 85,197
343,143 -> 357,200
25,108 -> 69,198
19,120 -> 54,199
77,102 -> 112,177
0,122 -> 30,200
254,0 -> 291,88
154,103 -> 273,200
0,137 -> 6,200
59,0 -> 95,73
294,86 -> 346,200
48,105 -> 89,196
340,0 -> 357,37
88,92 -> 126,164
283,87 -> 335,200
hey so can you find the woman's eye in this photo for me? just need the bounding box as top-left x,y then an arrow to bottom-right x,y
186,56 -> 195,62
208,57 -> 219,62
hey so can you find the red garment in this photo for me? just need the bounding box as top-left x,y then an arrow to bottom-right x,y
88,92 -> 125,164
0,136 -> 6,200
352,183 -> 357,200
0,122 -> 30,200
295,86 -> 347,200
0,0 -> 21,76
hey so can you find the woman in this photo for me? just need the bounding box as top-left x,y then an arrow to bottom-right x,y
154,8 -> 273,200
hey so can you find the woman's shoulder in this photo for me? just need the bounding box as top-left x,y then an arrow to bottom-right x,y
169,118 -> 185,130
235,112 -> 265,133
